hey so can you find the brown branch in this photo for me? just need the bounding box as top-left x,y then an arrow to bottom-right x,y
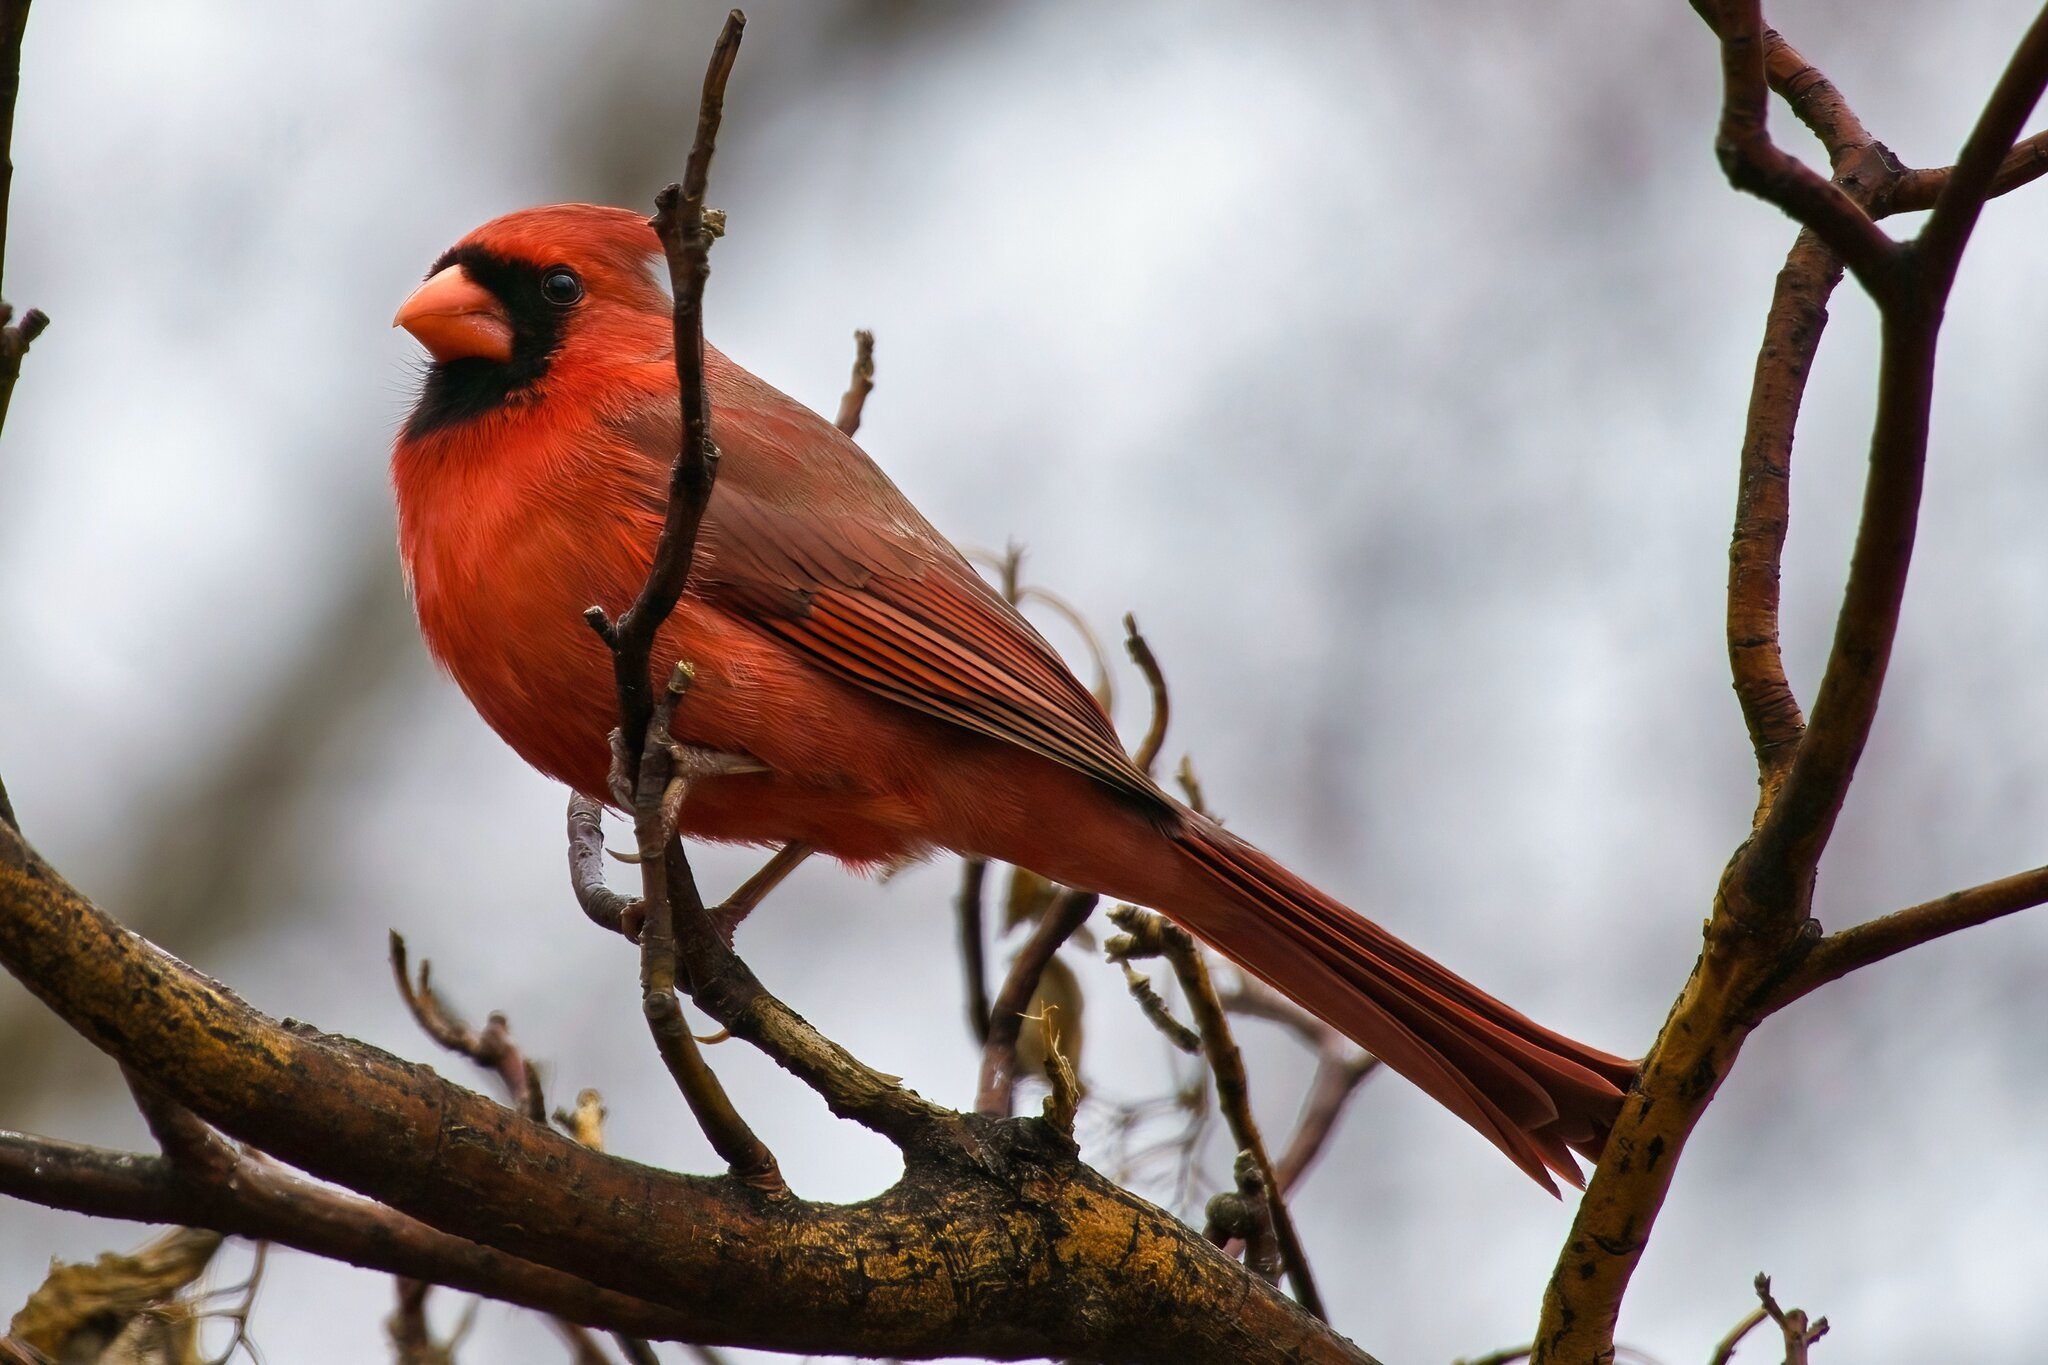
123,1068 -> 238,1181
1753,27 -> 1874,160
711,838 -> 810,939
1725,227 -> 1836,789
1202,1152 -> 1280,1283
1914,4 -> 2048,286
0,821 -> 1375,1359
0,0 -> 44,440
583,9 -> 743,754
1769,861 -> 2048,1010
1120,962 -> 1202,1054
390,933 -> 545,1124
1536,10 -> 2048,1361
1273,1040 -> 1379,1195
1890,129 -> 2048,214
0,1129 -> 699,1342
1754,1274 -> 1829,1364
1141,910 -> 1326,1321
1693,1 -> 1900,293
975,888 -> 1097,1116
956,856 -> 993,1044
834,328 -> 875,436
1123,614 -> 1170,777
568,795 -> 641,937
1710,1307 -> 1769,1365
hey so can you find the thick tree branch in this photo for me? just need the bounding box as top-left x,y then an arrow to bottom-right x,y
0,819 -> 1376,1362
0,1130 -> 699,1341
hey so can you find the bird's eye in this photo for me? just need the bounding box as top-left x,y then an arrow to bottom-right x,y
540,268 -> 583,305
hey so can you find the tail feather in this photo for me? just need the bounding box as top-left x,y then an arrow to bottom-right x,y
1172,823 -> 1635,1193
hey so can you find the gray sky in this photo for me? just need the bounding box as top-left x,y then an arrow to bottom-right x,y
4,2 -> 2048,1361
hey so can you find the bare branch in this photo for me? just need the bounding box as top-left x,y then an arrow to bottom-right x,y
0,824 -> 1375,1360
955,857 -> 993,1044
1754,1273 -> 1829,1364
1123,614 -> 1170,777
1771,861 -> 2048,1010
0,0 -> 45,439
1890,129 -> 2048,214
1914,4 -> 2048,286
834,328 -> 875,436
1138,908 -> 1326,1320
976,888 -> 1097,1116
1692,1 -> 1900,293
1537,11 -> 2048,1361
390,932 -> 546,1123
1272,1041 -> 1379,1195
0,1129 -> 698,1341
568,795 -> 642,938
1710,1306 -> 1769,1365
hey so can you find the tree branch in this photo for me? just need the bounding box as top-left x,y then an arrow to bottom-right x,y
975,887 -> 1097,1116
955,856 -> 992,1044
1534,8 -> 2048,1360
1769,862 -> 2048,1009
0,817 -> 1376,1362
1111,906 -> 1326,1320
834,328 -> 875,437
1693,0 -> 1901,293
0,1129 -> 699,1341
390,933 -> 545,1124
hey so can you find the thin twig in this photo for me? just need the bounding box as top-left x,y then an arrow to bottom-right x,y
1770,861 -> 2048,1009
1120,962 -> 1201,1054
1144,911 -> 1326,1320
956,857 -> 992,1044
1123,614 -> 1170,777
1709,1306 -> 1769,1365
1754,1274 -> 1829,1365
1272,1041 -> 1379,1194
572,10 -> 786,1197
0,0 -> 44,439
1891,128 -> 2048,213
389,933 -> 545,1123
712,839 -> 810,939
834,328 -> 875,436
975,889 -> 1097,1116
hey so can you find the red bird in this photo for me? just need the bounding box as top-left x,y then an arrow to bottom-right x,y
391,204 -> 1634,1191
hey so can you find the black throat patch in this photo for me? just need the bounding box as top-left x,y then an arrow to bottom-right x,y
401,246 -> 571,440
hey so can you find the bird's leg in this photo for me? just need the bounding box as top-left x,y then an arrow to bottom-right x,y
712,842 -> 814,942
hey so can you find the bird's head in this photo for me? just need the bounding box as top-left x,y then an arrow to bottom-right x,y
394,203 -> 673,438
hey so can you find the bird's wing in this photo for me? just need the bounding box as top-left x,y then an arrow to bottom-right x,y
612,376 -> 1166,813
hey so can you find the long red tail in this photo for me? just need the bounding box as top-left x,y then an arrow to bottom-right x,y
1169,822 -> 1635,1193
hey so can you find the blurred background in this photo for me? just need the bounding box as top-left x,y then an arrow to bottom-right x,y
3,1 -> 2046,1360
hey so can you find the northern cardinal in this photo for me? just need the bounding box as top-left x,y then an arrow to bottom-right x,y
391,204 -> 1634,1191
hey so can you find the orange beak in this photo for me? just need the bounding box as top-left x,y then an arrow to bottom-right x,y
393,264 -> 514,363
